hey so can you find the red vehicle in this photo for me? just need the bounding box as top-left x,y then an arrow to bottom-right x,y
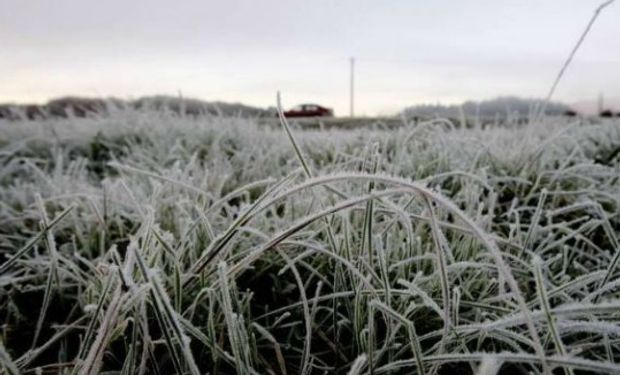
282,103 -> 334,117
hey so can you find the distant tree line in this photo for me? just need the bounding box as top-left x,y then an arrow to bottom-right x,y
402,96 -> 619,120
2,95 -> 618,121
0,96 -> 274,121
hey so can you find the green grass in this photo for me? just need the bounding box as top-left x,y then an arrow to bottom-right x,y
0,111 -> 619,374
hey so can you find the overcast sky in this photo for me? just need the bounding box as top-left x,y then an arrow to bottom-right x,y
1,0 -> 618,115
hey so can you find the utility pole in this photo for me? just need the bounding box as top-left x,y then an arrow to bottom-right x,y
350,57 -> 355,117
598,92 -> 604,114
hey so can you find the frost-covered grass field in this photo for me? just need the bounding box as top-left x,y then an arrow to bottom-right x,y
0,111 -> 619,375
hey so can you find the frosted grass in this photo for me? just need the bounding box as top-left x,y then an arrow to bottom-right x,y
0,110 -> 619,374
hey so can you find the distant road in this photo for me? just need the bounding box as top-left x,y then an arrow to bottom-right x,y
258,116 -> 406,130
257,114 -> 587,130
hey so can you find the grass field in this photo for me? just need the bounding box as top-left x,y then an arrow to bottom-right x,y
1,111 -> 619,374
